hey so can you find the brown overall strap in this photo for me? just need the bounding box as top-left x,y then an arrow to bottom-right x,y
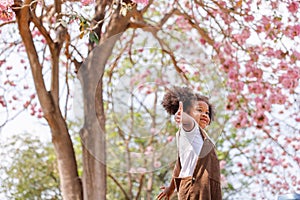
191,138 -> 214,183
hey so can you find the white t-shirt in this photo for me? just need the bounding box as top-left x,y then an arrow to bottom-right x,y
176,120 -> 204,178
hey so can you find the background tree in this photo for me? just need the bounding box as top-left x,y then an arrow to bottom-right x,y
0,134 -> 61,200
0,0 -> 299,199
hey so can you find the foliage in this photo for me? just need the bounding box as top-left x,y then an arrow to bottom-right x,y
0,134 -> 61,200
0,0 -> 300,199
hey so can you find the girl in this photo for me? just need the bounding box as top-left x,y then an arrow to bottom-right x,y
157,86 -> 222,200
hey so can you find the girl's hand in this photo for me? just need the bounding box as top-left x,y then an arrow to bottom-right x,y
156,186 -> 173,200
174,101 -> 183,126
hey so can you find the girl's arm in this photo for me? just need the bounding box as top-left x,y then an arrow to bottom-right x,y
157,159 -> 180,200
175,101 -> 195,131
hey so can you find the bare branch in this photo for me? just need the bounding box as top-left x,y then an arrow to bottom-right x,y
108,174 -> 131,200
135,174 -> 145,200
0,20 -> 16,28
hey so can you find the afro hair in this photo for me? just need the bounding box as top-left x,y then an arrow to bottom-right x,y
161,86 -> 196,115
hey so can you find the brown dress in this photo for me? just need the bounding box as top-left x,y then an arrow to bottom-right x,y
174,133 -> 222,200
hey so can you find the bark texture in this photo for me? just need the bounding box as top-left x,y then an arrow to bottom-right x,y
13,0 -> 82,199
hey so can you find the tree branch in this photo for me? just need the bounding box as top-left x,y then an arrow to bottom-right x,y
108,173 -> 130,200
12,0 -> 54,118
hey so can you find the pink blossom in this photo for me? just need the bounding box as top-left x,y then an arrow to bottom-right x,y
175,16 -> 190,30
32,30 -> 42,37
248,82 -> 265,94
269,92 -> 287,105
280,77 -> 296,89
220,174 -> 228,187
228,80 -> 244,92
279,69 -> 299,89
136,167 -> 147,174
259,155 -> 266,162
145,145 -> 153,156
278,61 -> 288,70
223,42 -> 235,54
287,2 -> 299,13
234,110 -> 249,128
255,97 -> 271,111
81,0 -> 94,6
237,162 -> 243,167
253,111 -> 268,128
227,93 -> 238,103
221,59 -> 237,73
291,51 -> 300,63
226,93 -> 238,110
153,161 -> 161,168
269,157 -> 280,167
271,1 -> 278,9
284,24 -> 300,39
0,3 -> 14,21
219,160 -> 226,169
232,28 -> 251,44
294,156 -> 300,165
131,0 -> 149,5
246,66 -> 263,79
228,69 -> 238,80
265,146 -> 273,154
150,128 -> 157,134
167,136 -> 174,142
244,15 -> 254,22
199,38 -> 206,45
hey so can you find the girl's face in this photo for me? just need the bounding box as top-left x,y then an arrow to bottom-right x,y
189,101 -> 210,129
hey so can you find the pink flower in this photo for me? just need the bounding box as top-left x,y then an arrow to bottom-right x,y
279,69 -> 299,89
167,136 -> 174,143
248,82 -> 265,94
226,93 -> 238,110
200,38 -> 206,45
153,161 -> 161,168
255,97 -> 271,111
232,28 -> 251,44
227,93 -> 238,103
269,92 -> 287,105
137,167 -> 147,174
234,110 -> 249,128
284,24 -> 300,39
253,111 -> 268,128
228,69 -> 238,80
131,0 -> 149,5
144,145 -> 153,156
265,146 -> 273,154
287,2 -> 299,13
223,42 -> 235,54
221,59 -> 237,73
228,80 -> 244,92
81,0 -> 94,6
220,174 -> 228,187
0,3 -> 14,21
219,160 -> 226,169
278,61 -> 288,70
292,50 -> 300,60
175,16 -> 191,30
244,15 -> 254,22
246,66 -> 263,79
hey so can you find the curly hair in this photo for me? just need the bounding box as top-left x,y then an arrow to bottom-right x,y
161,86 -> 196,115
161,87 -> 216,124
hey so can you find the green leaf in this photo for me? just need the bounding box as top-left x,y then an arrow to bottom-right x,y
89,31 -> 99,44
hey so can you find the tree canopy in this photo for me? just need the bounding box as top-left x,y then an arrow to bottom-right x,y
0,0 -> 299,199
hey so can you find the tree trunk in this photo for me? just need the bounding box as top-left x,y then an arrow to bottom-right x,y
78,5 -> 132,198
51,110 -> 83,200
78,34 -> 121,200
13,1 -> 83,199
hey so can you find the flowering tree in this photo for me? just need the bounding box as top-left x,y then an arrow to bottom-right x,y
0,0 -> 300,199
